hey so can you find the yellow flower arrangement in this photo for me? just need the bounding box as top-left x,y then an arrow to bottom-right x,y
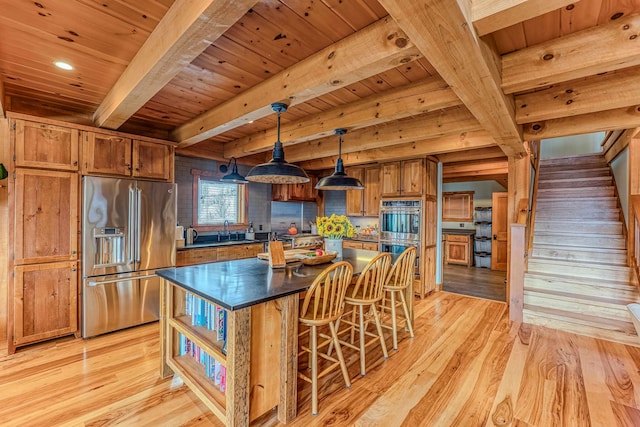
316,214 -> 356,239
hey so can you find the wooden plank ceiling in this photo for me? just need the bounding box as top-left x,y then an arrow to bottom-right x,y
2,0 -> 640,184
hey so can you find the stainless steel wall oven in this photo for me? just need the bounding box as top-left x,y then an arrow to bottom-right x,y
379,199 -> 423,279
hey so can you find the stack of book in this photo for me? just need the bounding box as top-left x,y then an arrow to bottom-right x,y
179,292 -> 228,392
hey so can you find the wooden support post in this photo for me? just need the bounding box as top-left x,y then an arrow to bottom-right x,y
278,294 -> 299,423
509,224 -> 526,322
506,154 -> 531,306
226,307 -> 251,426
159,279 -> 174,379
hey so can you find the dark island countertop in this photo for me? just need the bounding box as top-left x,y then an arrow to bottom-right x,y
442,228 -> 476,235
157,248 -> 380,311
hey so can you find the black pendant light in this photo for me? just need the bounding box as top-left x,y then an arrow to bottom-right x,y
315,128 -> 364,190
245,102 -> 310,184
219,157 -> 248,184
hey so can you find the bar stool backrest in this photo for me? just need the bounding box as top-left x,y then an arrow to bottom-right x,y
347,253 -> 392,302
300,261 -> 353,324
385,247 -> 417,290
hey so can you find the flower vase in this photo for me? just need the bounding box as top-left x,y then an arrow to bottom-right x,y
324,238 -> 343,259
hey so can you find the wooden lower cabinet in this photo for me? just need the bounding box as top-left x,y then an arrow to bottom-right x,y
12,261 -> 78,347
444,234 -> 473,267
176,243 -> 264,267
343,240 -> 378,251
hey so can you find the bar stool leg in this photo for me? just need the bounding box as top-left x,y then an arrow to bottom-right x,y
371,303 -> 388,359
399,291 -> 415,338
329,321 -> 351,388
390,290 -> 398,350
310,324 -> 318,415
358,304 -> 366,376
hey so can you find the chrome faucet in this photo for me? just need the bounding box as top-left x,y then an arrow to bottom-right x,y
223,220 -> 230,236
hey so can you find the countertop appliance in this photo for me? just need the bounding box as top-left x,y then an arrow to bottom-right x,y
82,176 -> 176,338
279,233 -> 324,249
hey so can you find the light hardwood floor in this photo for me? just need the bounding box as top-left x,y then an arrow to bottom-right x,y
442,264 -> 507,302
2,292 -> 640,426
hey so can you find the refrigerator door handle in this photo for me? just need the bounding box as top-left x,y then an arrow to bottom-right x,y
128,186 -> 136,264
88,274 -> 158,287
136,187 -> 142,263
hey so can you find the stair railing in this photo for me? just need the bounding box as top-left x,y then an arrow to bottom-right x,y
527,141 -> 541,258
630,195 -> 640,286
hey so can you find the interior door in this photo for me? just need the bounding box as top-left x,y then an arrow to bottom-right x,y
491,192 -> 508,271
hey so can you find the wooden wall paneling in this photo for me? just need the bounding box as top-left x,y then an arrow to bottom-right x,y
0,79 -> 5,119
0,118 -> 8,350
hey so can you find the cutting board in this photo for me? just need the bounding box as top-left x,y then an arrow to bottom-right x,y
257,248 -> 313,262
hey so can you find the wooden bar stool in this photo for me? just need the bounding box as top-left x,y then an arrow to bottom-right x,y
298,261 -> 353,415
333,252 -> 392,377
380,247 -> 416,350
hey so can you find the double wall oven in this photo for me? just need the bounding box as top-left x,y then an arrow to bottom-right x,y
379,199 -> 422,278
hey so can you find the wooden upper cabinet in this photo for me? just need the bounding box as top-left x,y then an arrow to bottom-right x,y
83,132 -> 173,181
13,261 -> 78,346
346,167 -> 365,216
14,120 -> 79,171
133,140 -> 172,181
363,166 -> 381,217
83,132 -> 132,176
14,169 -> 78,265
381,159 -> 424,197
346,166 -> 379,217
272,176 -> 317,201
443,191 -> 474,222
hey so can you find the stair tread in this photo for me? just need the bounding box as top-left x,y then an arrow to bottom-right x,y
532,243 -> 627,254
523,304 -> 633,330
531,255 -> 627,267
535,219 -> 622,225
539,176 -> 611,183
529,257 -> 633,271
524,287 -> 638,307
525,271 -> 636,289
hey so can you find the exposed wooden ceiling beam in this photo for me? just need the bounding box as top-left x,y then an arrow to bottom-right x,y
472,0 -> 576,37
515,67 -> 640,124
299,130 -> 496,170
172,16 -> 421,147
523,105 -> 640,140
502,13 -> 640,94
444,173 -> 508,184
284,108 -> 481,163
223,77 -> 460,158
443,159 -> 508,176
378,0 -> 525,158
94,0 -> 258,129
435,146 -> 506,163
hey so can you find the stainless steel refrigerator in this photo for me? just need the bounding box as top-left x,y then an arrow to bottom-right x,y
82,176 -> 176,337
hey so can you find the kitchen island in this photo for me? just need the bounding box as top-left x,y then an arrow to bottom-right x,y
157,249 -> 379,426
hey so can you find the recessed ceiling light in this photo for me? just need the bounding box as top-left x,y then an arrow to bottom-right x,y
54,61 -> 73,70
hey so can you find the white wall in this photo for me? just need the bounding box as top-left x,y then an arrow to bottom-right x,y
611,146 -> 629,226
540,132 -> 605,159
442,180 -> 507,230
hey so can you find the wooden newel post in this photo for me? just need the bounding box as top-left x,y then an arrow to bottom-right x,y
509,224 -> 526,322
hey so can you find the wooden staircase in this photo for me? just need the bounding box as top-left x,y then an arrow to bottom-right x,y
524,153 -> 640,346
